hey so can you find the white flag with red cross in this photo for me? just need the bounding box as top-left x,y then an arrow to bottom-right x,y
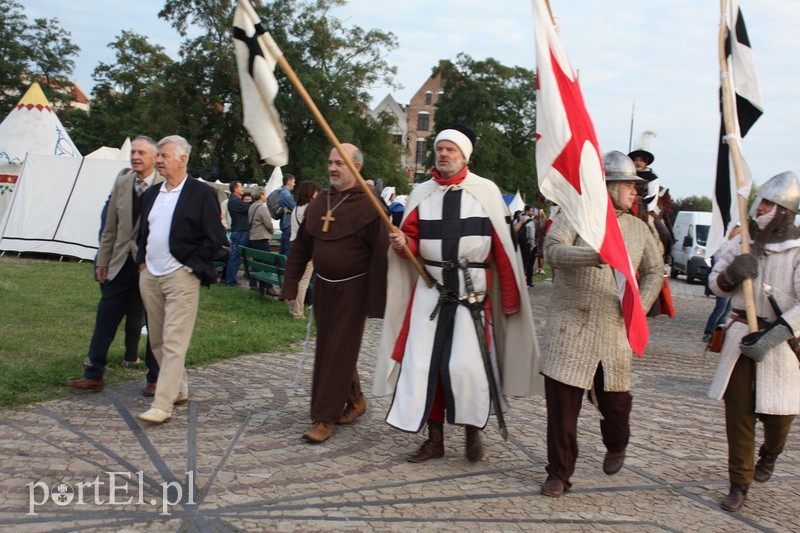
532,0 -> 648,355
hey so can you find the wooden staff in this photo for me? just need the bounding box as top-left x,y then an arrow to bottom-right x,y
238,0 -> 432,287
718,0 -> 758,332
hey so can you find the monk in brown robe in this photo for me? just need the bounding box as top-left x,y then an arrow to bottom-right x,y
281,143 -> 389,443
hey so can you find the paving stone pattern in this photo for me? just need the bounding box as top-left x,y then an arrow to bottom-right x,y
1,278 -> 799,531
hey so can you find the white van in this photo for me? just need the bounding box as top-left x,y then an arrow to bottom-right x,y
670,211 -> 712,283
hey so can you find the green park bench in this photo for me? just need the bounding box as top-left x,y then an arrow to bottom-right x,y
238,245 -> 287,291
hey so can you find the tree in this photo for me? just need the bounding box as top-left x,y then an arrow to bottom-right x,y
69,31 -> 174,153
432,54 -> 538,200
668,195 -> 712,224
153,0 -> 403,185
26,17 -> 80,110
0,0 -> 31,112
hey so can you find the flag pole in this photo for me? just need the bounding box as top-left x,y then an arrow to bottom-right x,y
718,0 -> 758,332
236,1 -> 431,287
628,100 -> 635,152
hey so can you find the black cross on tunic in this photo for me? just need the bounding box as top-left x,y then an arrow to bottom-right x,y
417,188 -> 492,427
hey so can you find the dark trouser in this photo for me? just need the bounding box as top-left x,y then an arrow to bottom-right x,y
723,355 -> 794,484
544,364 -> 632,487
226,231 -> 249,285
279,227 -> 292,256
247,238 -> 273,291
521,246 -> 533,284
84,259 -> 159,383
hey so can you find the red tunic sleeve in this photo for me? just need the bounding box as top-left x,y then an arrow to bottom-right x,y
396,207 -> 420,257
491,228 -> 520,314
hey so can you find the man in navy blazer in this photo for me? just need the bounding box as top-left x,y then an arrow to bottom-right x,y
136,135 -> 226,424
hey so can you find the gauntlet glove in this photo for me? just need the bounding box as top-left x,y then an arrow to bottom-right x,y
740,318 -> 794,362
719,253 -> 758,290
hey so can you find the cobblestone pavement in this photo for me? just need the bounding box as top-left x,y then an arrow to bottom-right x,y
2,277 -> 799,532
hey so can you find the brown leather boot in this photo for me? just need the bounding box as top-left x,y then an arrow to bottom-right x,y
720,483 -> 749,512
407,421 -> 444,463
754,445 -> 778,483
336,395 -> 366,425
465,425 -> 484,463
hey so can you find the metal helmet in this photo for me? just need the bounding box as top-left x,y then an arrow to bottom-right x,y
748,171 -> 800,219
603,151 -> 646,182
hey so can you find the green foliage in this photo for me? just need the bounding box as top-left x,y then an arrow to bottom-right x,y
0,0 -> 30,112
432,54 -> 538,200
26,17 -> 80,109
0,256 -> 307,408
0,1 -> 81,113
668,194 -> 713,223
65,0 -> 404,188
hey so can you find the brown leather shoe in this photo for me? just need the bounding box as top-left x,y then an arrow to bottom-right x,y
754,446 -> 778,483
407,421 -> 444,463
66,378 -> 104,391
303,421 -> 333,443
336,395 -> 366,424
541,475 -> 566,498
720,483 -> 749,512
143,382 -> 156,397
603,450 -> 626,475
465,425 -> 484,463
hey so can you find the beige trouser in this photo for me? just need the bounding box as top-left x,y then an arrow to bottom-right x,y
291,261 -> 314,318
139,267 -> 199,414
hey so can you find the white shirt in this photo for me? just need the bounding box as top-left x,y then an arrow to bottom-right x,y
145,175 -> 187,276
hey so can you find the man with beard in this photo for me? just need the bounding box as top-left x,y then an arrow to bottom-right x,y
281,143 -> 389,444
708,171 -> 800,512
375,125 -> 540,464
539,151 -> 663,497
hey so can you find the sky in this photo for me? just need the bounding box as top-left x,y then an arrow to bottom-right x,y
22,0 -> 800,201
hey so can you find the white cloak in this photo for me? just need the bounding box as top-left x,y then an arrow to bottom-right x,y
374,172 -> 542,432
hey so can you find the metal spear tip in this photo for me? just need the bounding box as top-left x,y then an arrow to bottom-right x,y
500,427 -> 509,441
762,283 -> 773,296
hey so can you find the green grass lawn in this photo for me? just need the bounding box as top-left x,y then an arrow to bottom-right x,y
0,256 -> 308,409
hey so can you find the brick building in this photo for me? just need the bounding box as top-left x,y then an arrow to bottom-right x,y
370,62 -> 446,183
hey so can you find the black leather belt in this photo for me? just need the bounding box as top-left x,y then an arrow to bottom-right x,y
423,259 -> 489,270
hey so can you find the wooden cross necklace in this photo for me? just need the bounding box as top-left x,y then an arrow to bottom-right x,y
321,191 -> 351,232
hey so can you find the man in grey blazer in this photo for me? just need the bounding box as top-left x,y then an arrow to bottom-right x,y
67,135 -> 164,394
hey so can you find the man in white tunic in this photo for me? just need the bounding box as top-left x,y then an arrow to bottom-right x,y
708,171 -> 800,512
376,125 -> 540,464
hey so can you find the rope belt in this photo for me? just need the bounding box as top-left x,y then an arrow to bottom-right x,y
315,271 -> 368,283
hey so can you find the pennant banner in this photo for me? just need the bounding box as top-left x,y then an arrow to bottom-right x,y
707,0 -> 763,257
532,0 -> 648,355
233,0 -> 289,166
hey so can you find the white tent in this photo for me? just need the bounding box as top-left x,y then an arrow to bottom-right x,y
508,190 -> 525,214
85,138 -> 131,161
0,154 -> 127,260
0,83 -> 81,221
